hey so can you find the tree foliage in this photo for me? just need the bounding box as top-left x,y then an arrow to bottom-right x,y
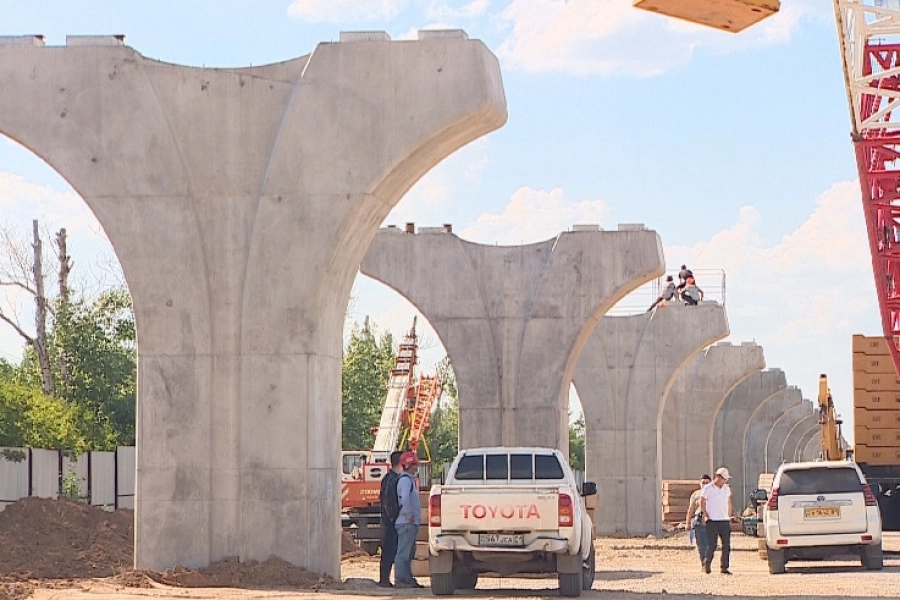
428,357 -> 459,479
0,378 -> 90,454
568,413 -> 585,472
341,323 -> 395,451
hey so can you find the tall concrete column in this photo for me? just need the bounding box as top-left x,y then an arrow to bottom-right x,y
765,401 -> 815,473
660,341 -> 764,480
361,225 -> 664,452
794,425 -> 820,462
802,432 -> 821,462
713,369 -> 787,496
743,387 -> 802,498
0,33 -> 506,574
575,303 -> 729,535
783,414 -> 818,465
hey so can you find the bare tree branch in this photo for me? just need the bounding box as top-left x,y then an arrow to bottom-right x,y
0,309 -> 34,344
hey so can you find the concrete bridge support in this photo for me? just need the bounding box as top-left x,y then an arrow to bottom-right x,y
574,303 -> 729,535
361,225 -> 664,452
743,387 -> 803,499
765,401 -> 815,474
0,33 -> 507,574
794,425 -> 821,462
713,369 -> 787,496
802,431 -> 822,462
783,414 -> 818,466
660,342 -> 764,480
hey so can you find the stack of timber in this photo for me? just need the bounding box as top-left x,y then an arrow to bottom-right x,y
662,479 -> 699,525
853,335 -> 900,465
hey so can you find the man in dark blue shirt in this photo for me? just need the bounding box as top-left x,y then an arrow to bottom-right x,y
377,451 -> 403,587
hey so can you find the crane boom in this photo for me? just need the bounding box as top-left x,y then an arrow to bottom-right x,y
818,374 -> 846,461
835,0 -> 900,375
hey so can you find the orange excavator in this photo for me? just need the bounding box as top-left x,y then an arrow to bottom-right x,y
340,318 -> 443,553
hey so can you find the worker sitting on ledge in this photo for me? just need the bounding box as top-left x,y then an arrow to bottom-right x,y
683,275 -> 704,306
648,275 -> 676,312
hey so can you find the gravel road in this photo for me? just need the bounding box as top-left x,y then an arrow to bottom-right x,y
27,533 -> 900,600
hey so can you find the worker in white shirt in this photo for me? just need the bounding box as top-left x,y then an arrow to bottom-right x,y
699,467 -> 734,575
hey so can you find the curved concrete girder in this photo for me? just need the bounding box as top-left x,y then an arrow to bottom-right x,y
783,414 -> 818,465
743,387 -> 802,499
765,401 -> 815,473
713,369 -> 787,498
794,425 -> 821,462
802,432 -> 822,462
0,34 -> 507,574
361,227 -> 665,452
661,341 -> 765,480
575,303 -> 729,535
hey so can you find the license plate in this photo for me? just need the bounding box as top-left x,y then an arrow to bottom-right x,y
478,533 -> 525,547
804,506 -> 839,519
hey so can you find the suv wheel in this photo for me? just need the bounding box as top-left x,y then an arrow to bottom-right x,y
582,544 -> 596,590
862,542 -> 884,570
767,548 -> 786,574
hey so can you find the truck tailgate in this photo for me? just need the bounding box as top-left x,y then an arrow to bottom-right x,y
439,486 -> 560,532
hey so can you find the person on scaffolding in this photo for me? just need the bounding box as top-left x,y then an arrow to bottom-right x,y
648,275 -> 676,312
683,274 -> 704,306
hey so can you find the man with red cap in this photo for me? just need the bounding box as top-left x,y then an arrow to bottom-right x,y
394,450 -> 423,588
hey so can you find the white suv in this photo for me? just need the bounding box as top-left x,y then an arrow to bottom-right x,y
763,461 -> 882,574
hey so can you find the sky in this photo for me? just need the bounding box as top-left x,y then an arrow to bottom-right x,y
0,1 -> 878,444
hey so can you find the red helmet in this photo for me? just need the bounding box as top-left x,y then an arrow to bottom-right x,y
400,451 -> 420,468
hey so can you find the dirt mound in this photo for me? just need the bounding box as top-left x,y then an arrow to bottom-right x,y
341,531 -> 367,558
152,556 -> 334,589
0,575 -> 34,600
0,497 -> 133,578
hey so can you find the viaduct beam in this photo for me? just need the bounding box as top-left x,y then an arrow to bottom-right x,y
794,425 -> 821,462
713,369 -> 787,496
574,303 -> 729,535
360,225 -> 664,452
0,32 -> 507,574
783,414 -> 818,465
765,401 -> 815,473
743,387 -> 803,498
661,341 -> 764,480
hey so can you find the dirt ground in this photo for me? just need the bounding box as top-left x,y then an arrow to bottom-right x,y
4,499 -> 900,600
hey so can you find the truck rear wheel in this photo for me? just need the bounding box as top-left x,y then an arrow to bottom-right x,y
431,573 -> 456,596
558,572 -> 582,597
862,543 -> 883,570
582,544 -> 596,590
767,548 -> 786,574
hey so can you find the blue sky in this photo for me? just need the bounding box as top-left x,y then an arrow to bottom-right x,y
0,1 -> 877,443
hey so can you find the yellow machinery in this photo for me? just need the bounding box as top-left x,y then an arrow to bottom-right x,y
818,374 -> 846,461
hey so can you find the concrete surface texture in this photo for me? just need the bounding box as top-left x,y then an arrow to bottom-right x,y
0,33 -> 507,575
802,431 -> 822,462
712,369 -> 787,496
764,400 -> 815,473
782,414 -> 818,465
742,386 -> 803,498
660,341 -> 765,480
361,225 -> 664,452
574,303 -> 729,535
793,424 -> 821,462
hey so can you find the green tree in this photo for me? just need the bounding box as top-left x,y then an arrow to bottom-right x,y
0,378 -> 90,454
428,357 -> 459,479
568,413 -> 585,472
342,323 -> 395,450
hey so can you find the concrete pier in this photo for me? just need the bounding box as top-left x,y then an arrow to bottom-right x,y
361,225 -> 664,452
575,303 -> 729,535
0,33 -> 507,574
794,424 -> 820,462
660,342 -> 764,480
743,387 -> 803,498
713,369 -> 787,497
765,401 -> 815,473
783,414 -> 818,465
801,431 -> 822,462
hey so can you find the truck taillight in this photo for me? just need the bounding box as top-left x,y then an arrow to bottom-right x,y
558,493 -> 573,527
767,488 -> 779,511
863,484 -> 878,507
430,494 -> 441,527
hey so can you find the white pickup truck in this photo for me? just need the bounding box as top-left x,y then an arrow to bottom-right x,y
427,447 -> 596,596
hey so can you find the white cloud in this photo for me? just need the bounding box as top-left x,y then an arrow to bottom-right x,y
461,186 -> 610,244
496,0 -> 825,77
287,0 -> 408,23
426,0 -> 492,21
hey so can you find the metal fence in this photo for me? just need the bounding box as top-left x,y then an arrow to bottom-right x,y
0,446 -> 135,511
606,268 -> 726,316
